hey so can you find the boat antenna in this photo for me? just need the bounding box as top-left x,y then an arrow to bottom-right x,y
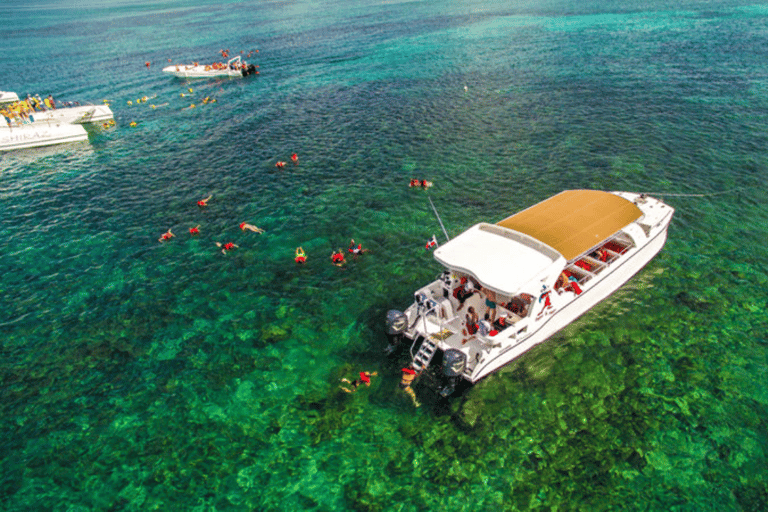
427,195 -> 450,242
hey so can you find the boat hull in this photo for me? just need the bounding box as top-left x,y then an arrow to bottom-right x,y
469,224 -> 669,381
162,65 -> 243,78
0,123 -> 89,151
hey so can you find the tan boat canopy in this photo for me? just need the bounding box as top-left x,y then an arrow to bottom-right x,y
496,190 -> 643,261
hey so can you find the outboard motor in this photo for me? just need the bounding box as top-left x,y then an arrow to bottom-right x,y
241,64 -> 258,76
440,349 -> 467,397
384,310 -> 408,355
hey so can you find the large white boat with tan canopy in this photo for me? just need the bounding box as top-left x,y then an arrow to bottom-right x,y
386,189 -> 674,396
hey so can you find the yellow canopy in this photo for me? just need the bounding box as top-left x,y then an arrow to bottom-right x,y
496,190 -> 642,261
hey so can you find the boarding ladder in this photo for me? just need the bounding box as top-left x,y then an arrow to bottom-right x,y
412,337 -> 438,371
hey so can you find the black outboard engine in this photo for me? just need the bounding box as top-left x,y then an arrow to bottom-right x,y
384,310 -> 408,355
241,64 -> 258,76
440,349 -> 467,397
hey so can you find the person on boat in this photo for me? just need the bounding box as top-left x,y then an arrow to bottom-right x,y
189,225 -> 200,235
216,242 -> 239,254
592,248 -> 609,262
291,153 -> 299,164
331,249 -> 346,267
482,287 -> 497,323
45,95 -> 56,110
197,195 -> 212,207
340,371 -> 378,393
461,306 -> 479,344
557,271 -> 582,295
400,366 -> 421,407
158,229 -> 174,242
240,222 -> 264,234
454,276 -> 479,311
539,284 -> 552,309
295,247 -> 307,264
348,239 -> 369,255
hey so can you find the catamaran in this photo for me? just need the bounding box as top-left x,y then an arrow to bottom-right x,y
162,55 -> 258,78
386,190 -> 674,396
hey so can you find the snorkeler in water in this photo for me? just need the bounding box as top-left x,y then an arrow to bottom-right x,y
240,222 -> 264,233
197,195 -> 212,207
295,247 -> 306,264
340,371 -> 378,393
158,228 -> 174,242
215,241 -> 238,254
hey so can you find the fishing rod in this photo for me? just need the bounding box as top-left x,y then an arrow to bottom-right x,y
427,195 -> 450,242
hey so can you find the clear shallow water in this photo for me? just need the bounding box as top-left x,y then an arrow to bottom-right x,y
1,1 -> 767,510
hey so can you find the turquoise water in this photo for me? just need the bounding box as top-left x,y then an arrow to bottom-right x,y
1,0 -> 767,510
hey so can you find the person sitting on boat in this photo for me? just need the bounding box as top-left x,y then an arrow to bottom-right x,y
45,95 -> 56,110
493,314 -> 509,331
340,371 -> 377,393
295,247 -> 307,264
240,222 -> 264,234
556,271 -> 582,295
400,366 -> 421,407
461,306 -> 479,340
592,248 -> 609,262
331,249 -> 345,267
454,276 -> 479,311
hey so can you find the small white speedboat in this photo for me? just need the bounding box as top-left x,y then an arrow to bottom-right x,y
0,121 -> 88,151
162,55 -> 258,78
386,190 -> 674,396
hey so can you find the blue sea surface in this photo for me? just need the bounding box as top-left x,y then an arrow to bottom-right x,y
1,0 -> 767,510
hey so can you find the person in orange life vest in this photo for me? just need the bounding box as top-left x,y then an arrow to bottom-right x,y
275,161 -> 286,168
400,366 -> 421,407
291,153 -> 298,164
197,195 -> 212,207
425,235 -> 438,250
409,178 -> 420,187
295,247 -> 306,264
592,248 -> 609,262
216,241 -> 238,254
557,271 -> 582,295
189,225 -> 200,235
340,371 -> 378,393
158,228 -> 174,242
348,239 -> 369,255
331,249 -> 345,267
240,222 -> 264,234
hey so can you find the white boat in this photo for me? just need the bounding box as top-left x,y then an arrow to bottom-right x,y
0,91 -> 20,104
162,55 -> 258,78
386,190 -> 674,396
0,121 -> 88,151
30,103 -> 114,125
0,94 -> 113,151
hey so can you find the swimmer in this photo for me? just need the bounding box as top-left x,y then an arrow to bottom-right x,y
331,249 -> 345,267
158,228 -> 174,242
400,366 -> 421,407
340,371 -> 378,393
291,153 -> 298,163
239,222 -> 264,234
215,242 -> 239,254
197,195 -> 212,207
295,247 -> 306,264
348,239 -> 369,255
189,225 -> 200,235
275,161 -> 286,168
